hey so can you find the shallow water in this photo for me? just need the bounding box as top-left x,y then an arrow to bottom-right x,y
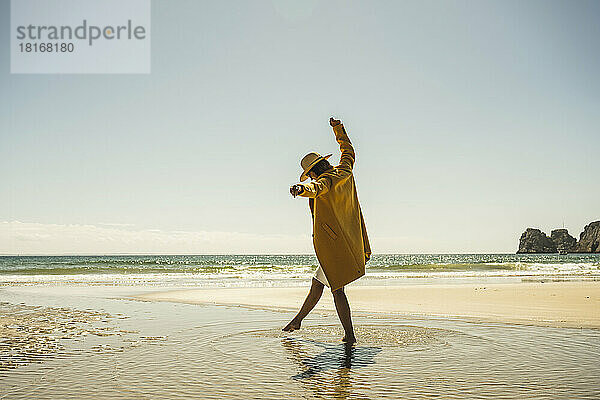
1,286 -> 599,399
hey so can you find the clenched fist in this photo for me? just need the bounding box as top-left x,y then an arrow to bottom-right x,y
329,117 -> 341,127
290,184 -> 304,198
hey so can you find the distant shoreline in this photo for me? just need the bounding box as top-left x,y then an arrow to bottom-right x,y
136,281 -> 600,330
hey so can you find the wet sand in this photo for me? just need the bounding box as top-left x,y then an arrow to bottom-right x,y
137,281 -> 600,329
2,284 -> 600,399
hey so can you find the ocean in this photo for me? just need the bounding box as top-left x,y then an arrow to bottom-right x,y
1,253 -> 598,287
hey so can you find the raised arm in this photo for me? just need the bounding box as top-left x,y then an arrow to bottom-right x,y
288,117 -> 354,199
330,117 -> 355,174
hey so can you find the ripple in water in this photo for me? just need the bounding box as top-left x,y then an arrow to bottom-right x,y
252,324 -> 451,348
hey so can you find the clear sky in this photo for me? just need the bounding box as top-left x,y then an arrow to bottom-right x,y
1,0 -> 599,255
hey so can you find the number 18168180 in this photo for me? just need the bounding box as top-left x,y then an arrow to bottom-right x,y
19,42 -> 74,53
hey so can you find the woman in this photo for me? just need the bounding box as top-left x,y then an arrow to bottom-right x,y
284,117 -> 371,344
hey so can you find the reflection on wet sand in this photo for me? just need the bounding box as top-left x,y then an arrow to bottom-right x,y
283,337 -> 381,398
283,337 -> 381,379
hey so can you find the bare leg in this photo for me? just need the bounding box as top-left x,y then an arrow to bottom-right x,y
332,287 -> 356,344
283,278 -> 324,332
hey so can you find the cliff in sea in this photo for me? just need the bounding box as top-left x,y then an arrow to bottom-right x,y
517,220 -> 599,254
574,221 -> 600,253
550,229 -> 577,253
517,228 -> 556,253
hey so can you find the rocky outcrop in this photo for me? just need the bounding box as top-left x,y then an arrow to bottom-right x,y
574,221 -> 600,253
516,221 -> 600,253
517,228 -> 557,253
550,229 -> 577,253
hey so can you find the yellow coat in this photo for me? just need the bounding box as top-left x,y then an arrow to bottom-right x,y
299,123 -> 371,291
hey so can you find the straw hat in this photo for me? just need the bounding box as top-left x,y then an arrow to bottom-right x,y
299,152 -> 332,181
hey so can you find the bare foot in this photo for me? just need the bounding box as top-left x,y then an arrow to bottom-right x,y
342,335 -> 356,344
282,319 -> 301,332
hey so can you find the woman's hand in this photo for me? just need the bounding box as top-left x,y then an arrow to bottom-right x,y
329,117 -> 341,127
290,184 -> 304,198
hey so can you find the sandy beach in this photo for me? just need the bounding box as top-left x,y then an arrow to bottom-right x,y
137,281 -> 600,329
